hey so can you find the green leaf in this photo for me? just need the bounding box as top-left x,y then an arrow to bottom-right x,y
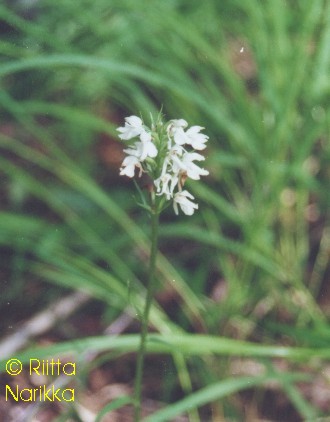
95,396 -> 132,422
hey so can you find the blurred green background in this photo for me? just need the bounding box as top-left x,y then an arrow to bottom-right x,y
0,0 -> 329,420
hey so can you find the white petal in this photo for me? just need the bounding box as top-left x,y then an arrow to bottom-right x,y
170,119 -> 188,129
187,125 -> 204,133
171,155 -> 186,174
173,190 -> 198,215
184,152 -> 205,162
173,127 -> 189,145
125,115 -> 143,127
185,126 -> 209,150
139,140 -> 158,161
154,173 -> 178,199
119,155 -> 141,178
182,190 -> 195,200
146,141 -> 158,158
140,130 -> 152,142
188,164 -> 209,180
180,152 -> 209,180
117,116 -> 145,140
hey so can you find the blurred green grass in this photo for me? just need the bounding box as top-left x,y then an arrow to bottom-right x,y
0,0 -> 329,420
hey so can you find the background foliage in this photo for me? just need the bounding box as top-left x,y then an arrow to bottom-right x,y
0,0 -> 329,420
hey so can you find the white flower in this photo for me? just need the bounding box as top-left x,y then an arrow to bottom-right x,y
117,115 -> 143,140
143,140 -> 157,160
185,126 -> 209,150
165,143 -> 184,168
137,139 -> 157,161
171,152 -> 209,180
154,173 -> 178,199
117,115 -> 151,142
119,136 -> 157,178
119,155 -> 143,178
124,138 -> 157,162
173,190 -> 198,215
167,120 -> 208,149
167,119 -> 189,146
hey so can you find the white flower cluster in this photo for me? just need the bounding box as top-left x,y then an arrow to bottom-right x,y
117,115 -> 209,216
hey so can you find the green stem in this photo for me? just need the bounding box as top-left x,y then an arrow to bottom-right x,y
134,198 -> 160,422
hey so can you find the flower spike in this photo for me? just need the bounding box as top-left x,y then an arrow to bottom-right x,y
118,113 -> 209,216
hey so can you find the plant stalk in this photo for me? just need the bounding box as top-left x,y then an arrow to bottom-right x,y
134,200 -> 160,421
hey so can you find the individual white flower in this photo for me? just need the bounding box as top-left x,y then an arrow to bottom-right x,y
124,138 -> 157,162
173,190 -> 198,216
167,119 -> 189,146
171,152 -> 209,180
138,139 -> 157,161
117,115 -> 143,140
119,155 -> 143,178
156,143 -> 182,183
154,173 -> 179,199
164,143 -> 184,168
117,115 -> 151,142
184,126 -> 209,150
119,134 -> 157,179
168,143 -> 185,157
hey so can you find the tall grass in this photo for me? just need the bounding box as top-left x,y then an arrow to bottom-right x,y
0,0 -> 329,420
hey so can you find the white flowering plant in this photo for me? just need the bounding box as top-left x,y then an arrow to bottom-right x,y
118,114 -> 209,216
117,112 -> 209,421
